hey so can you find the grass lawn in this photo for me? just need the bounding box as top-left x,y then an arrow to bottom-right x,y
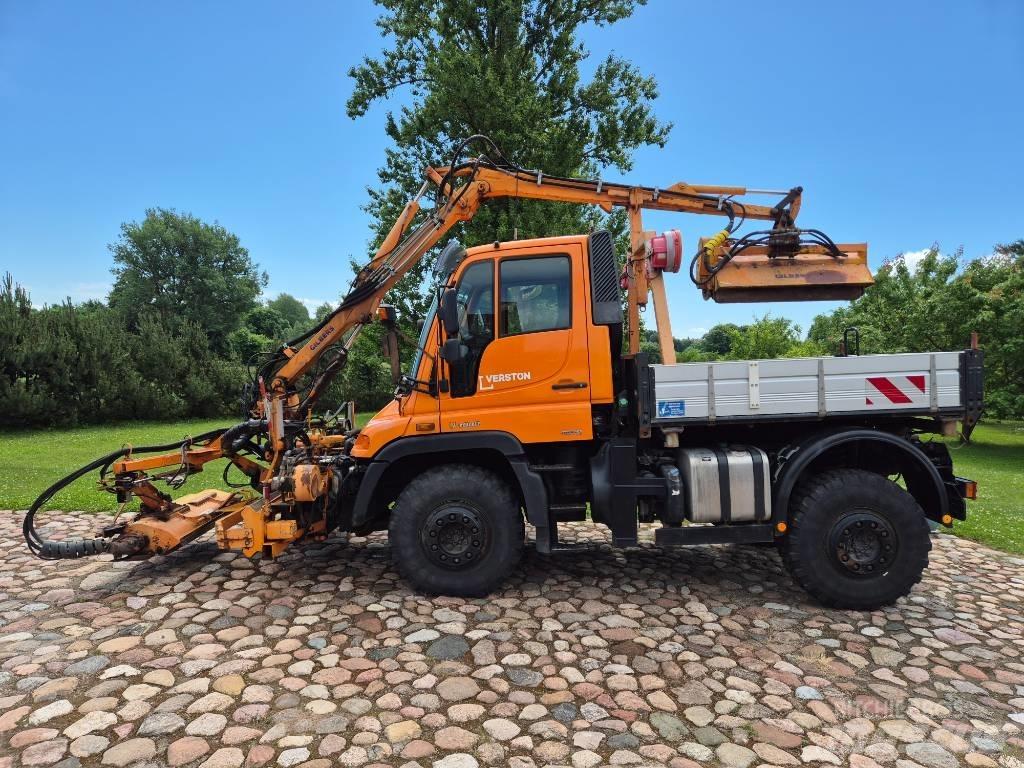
938,421 -> 1024,555
2,417 -> 1021,554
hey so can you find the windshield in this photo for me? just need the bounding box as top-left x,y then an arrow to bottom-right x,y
407,293 -> 438,381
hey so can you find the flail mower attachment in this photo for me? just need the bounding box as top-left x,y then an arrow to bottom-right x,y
696,237 -> 873,303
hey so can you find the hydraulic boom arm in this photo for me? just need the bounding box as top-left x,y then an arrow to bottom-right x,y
271,158 -> 812,397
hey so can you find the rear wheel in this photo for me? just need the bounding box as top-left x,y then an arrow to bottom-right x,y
388,464 -> 524,596
779,468 -> 931,609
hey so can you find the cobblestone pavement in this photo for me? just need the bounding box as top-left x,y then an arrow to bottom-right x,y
2,512 -> 1024,768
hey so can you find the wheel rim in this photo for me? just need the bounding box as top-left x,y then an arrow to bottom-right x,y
420,503 -> 489,569
828,509 -> 899,577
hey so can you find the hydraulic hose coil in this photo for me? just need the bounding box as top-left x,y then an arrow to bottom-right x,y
24,428 -> 227,560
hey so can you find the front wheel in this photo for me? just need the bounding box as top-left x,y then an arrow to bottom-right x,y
779,468 -> 931,610
388,464 -> 524,596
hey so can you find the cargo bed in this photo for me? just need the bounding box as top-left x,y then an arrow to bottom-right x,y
648,350 -> 983,426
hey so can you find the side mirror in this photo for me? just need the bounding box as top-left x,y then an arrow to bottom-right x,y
380,328 -> 401,385
433,241 -> 466,281
439,338 -> 468,364
439,288 -> 460,337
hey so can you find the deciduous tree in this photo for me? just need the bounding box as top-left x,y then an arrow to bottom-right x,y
268,293 -> 311,330
726,316 -> 816,361
347,0 -> 670,320
108,208 -> 266,351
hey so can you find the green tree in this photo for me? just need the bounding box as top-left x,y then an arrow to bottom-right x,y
674,336 -> 698,354
639,336 -> 661,364
338,324 -> 398,412
699,323 -> 741,356
725,315 -> 823,360
228,328 -> 274,364
313,302 -> 335,322
108,208 -> 267,351
960,240 -> 1024,416
639,329 -> 701,363
808,248 -> 964,354
347,0 -> 670,321
244,306 -> 289,339
678,346 -> 717,363
268,293 -> 311,330
229,303 -> 298,365
1,274 -> 244,427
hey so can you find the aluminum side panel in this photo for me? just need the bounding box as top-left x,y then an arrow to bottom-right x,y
652,352 -> 964,422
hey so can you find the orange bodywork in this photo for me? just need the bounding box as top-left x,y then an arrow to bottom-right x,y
438,238 -> 597,445
355,235 -> 617,456
352,400 -> 413,459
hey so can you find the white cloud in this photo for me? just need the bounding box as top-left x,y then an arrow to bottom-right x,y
680,326 -> 708,338
297,297 -> 331,314
896,249 -> 930,272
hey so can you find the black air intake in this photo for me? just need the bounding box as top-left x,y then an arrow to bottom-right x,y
588,230 -> 622,326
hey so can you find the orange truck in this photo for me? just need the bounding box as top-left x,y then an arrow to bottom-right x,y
25,136 -> 982,609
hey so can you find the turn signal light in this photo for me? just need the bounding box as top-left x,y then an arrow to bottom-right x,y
957,478 -> 978,500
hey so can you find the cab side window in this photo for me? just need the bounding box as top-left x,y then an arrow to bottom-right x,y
450,260 -> 494,398
499,256 -> 572,337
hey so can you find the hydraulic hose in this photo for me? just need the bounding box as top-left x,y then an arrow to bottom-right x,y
24,428 -> 228,560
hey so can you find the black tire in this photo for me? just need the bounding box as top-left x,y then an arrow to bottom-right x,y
388,464 -> 524,596
779,468 -> 931,610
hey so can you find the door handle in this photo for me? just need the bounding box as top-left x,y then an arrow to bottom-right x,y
552,381 -> 588,390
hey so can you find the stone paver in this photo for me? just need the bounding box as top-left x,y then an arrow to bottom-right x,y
1,511 -> 1023,766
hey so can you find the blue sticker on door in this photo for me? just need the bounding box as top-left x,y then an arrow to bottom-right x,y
656,399 -> 686,418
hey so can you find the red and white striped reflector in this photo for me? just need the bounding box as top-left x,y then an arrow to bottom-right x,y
864,375 -> 927,406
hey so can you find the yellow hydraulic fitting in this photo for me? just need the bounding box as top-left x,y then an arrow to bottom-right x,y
703,228 -> 731,262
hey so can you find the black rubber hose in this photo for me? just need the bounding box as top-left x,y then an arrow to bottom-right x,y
25,448 -> 124,556
24,427 -> 228,560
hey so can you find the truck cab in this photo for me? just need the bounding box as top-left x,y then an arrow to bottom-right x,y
352,232 -> 621,458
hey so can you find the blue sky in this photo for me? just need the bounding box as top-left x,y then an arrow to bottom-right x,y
2,1 -> 1022,339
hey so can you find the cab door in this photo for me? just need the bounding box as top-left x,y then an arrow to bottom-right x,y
440,243 -> 593,443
